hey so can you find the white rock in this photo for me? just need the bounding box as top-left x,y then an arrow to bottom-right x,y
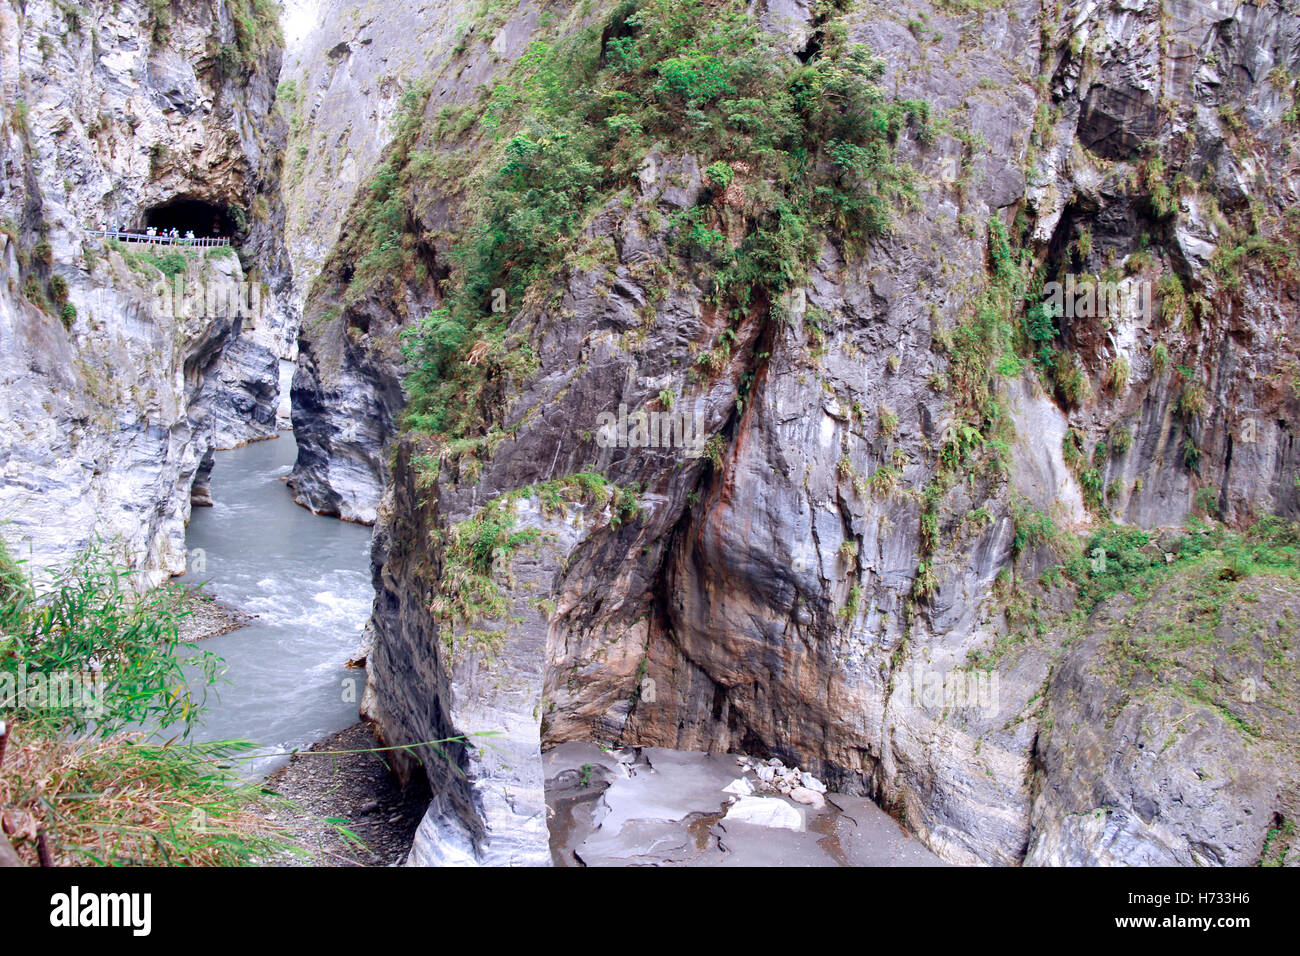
800,772 -> 828,794
723,796 -> 804,830
790,787 -> 826,809
722,777 -> 755,796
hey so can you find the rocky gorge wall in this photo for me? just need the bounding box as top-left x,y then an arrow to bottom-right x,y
285,0 -> 560,523
326,0 -> 1300,867
278,0 -> 469,311
0,0 -> 292,583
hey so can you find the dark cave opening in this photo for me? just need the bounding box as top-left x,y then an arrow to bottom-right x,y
143,197 -> 239,240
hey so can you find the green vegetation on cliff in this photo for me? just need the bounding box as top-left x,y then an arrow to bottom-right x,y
431,474 -> 641,656
398,0 -> 924,442
1068,517 -> 1300,612
971,514 -> 1300,681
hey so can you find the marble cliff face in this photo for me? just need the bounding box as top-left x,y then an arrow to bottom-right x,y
0,0 -> 291,584
319,0 -> 1299,866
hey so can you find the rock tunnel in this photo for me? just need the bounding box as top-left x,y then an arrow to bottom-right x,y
143,197 -> 240,240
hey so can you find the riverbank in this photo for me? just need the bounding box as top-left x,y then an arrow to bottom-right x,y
260,722 -> 427,866
171,586 -> 254,643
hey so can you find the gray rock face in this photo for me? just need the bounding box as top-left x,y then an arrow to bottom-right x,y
276,0 -> 464,524
279,0 -> 474,310
0,0 -> 291,583
1026,573 -> 1300,867
285,0 -> 559,524
278,0 -> 458,523
328,0 -> 1300,867
363,450 -> 591,866
288,319 -> 402,523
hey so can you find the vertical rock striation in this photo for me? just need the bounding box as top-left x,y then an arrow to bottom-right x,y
285,0 -> 559,523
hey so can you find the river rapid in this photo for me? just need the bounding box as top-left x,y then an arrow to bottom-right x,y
182,432 -> 373,775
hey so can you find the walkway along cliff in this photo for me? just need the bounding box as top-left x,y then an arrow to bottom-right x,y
0,0 -> 292,584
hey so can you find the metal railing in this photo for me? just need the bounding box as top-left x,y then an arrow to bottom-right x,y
85,228 -> 232,248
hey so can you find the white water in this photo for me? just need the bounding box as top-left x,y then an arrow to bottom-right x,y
182,432 -> 373,775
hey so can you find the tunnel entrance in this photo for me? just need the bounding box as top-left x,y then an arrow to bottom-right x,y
143,197 -> 239,240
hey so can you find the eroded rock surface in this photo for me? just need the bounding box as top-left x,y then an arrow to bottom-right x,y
299,0 -> 1300,866
286,0 -> 560,523
0,0 -> 292,583
1027,571 -> 1300,867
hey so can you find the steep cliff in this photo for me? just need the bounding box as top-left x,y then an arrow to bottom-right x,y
0,0 -> 291,583
286,0 -> 560,521
307,0 -> 1297,867
278,0 -> 468,306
